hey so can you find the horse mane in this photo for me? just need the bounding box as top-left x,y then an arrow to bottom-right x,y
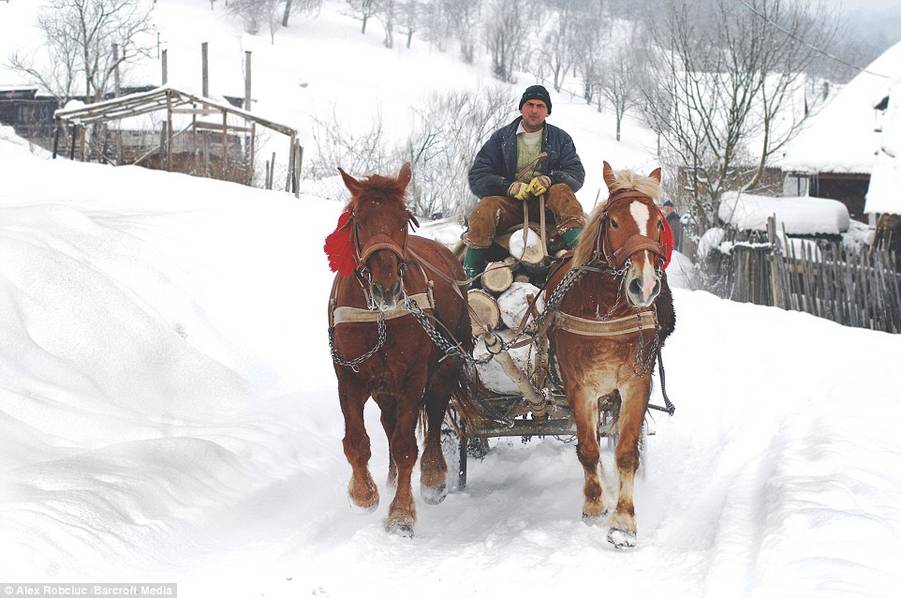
572,169 -> 663,267
344,174 -> 408,212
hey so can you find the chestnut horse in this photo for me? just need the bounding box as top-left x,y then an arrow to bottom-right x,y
328,163 -> 472,537
547,162 -> 675,549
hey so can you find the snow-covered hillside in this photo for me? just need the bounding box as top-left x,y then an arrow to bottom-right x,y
1,122 -> 901,597
0,0 -> 658,207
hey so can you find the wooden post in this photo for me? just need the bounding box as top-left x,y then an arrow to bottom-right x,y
192,113 -> 198,174
767,216 -> 782,308
268,151 -> 276,189
78,126 -> 86,161
294,142 -> 303,197
52,120 -> 61,159
286,133 -> 296,191
249,122 -> 256,186
166,91 -> 174,171
162,48 -> 168,85
69,124 -> 77,160
222,110 -> 229,179
244,51 -> 252,112
201,42 -> 209,101
113,43 -> 123,165
202,131 -> 210,176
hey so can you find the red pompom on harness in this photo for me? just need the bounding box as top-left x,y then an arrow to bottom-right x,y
659,208 -> 674,269
324,210 -> 357,276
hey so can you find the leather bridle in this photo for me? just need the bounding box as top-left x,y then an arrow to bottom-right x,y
595,190 -> 666,270
339,209 -> 420,301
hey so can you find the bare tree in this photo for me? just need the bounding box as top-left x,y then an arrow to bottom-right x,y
229,0 -> 281,43
573,1 -> 606,104
445,0 -> 480,63
484,0 -> 529,82
640,0 -> 774,233
596,25 -> 647,142
376,0 -> 397,48
347,0 -> 377,35
742,0 -> 838,189
8,0 -> 153,103
540,0 -> 583,92
398,0 -> 417,48
282,0 -> 322,27
406,86 -> 515,216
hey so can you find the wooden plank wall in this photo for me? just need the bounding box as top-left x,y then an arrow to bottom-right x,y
728,217 -> 900,333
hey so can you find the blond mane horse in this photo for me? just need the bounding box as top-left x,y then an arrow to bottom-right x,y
547,161 -> 675,549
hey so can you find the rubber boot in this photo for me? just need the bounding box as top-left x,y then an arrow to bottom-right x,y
463,246 -> 489,287
560,227 -> 583,249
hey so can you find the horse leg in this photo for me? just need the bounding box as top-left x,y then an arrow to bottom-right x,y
607,376 -> 651,549
374,393 -> 398,487
338,374 -> 379,512
384,374 -> 427,537
419,364 -> 455,505
570,385 -> 607,524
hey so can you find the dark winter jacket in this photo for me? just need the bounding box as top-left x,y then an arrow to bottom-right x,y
468,117 -> 585,198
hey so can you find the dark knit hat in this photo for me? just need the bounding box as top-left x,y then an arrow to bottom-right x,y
519,85 -> 552,115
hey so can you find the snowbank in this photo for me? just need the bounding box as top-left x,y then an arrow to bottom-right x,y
2,129 -> 901,597
719,192 -> 850,235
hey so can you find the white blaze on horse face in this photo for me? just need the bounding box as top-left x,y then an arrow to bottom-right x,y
628,202 -> 658,301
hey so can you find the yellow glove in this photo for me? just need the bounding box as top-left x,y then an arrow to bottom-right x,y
528,175 -> 552,196
508,181 -> 530,201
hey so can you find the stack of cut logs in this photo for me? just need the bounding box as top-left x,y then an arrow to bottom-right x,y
468,225 -> 550,397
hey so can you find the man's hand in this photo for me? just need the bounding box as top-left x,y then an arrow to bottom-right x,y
508,181 -> 530,201
528,175 -> 552,196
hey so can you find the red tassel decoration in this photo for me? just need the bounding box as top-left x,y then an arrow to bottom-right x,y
659,208 -> 675,269
324,210 -> 357,276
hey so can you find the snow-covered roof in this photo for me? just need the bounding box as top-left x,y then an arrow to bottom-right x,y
779,40 -> 901,174
719,192 -> 850,235
865,81 -> 901,215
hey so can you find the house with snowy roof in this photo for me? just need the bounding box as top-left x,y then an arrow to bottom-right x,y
778,40 -> 901,223
866,80 -> 901,258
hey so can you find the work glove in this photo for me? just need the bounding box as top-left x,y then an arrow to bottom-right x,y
528,175 -> 552,196
508,181 -> 530,201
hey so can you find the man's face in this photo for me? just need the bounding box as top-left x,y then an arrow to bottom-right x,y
520,99 -> 548,131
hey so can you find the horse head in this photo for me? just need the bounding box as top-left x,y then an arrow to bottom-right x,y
575,161 -> 667,308
338,162 -> 418,311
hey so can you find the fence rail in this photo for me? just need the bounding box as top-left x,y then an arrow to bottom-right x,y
727,217 -> 900,334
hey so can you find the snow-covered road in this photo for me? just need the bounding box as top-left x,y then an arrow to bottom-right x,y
1,131 -> 900,597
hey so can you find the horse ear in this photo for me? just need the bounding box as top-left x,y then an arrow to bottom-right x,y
338,167 -> 362,195
602,161 -> 617,191
648,167 -> 662,183
397,162 -> 412,189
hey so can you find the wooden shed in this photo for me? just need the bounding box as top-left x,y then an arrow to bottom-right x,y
53,85 -> 302,195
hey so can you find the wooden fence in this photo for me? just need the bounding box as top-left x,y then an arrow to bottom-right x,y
727,218 -> 900,334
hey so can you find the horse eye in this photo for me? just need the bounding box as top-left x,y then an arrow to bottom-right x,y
657,220 -> 664,230
611,219 -> 619,229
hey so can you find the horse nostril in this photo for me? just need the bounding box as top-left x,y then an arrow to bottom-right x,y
371,283 -> 384,301
629,279 -> 642,296
390,281 -> 401,297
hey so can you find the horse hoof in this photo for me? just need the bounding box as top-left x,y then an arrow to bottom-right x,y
607,527 -> 637,550
421,482 -> 447,505
385,521 -> 415,538
348,495 -> 379,514
582,512 -> 606,527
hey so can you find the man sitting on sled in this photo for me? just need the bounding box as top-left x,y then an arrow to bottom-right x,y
463,84 -> 587,280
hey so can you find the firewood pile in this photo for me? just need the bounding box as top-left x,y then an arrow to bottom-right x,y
468,225 -> 552,395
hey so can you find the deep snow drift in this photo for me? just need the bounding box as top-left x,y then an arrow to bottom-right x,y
1,129 -> 900,597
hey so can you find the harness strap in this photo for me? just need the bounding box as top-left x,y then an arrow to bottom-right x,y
555,310 -> 657,337
332,292 -> 433,324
